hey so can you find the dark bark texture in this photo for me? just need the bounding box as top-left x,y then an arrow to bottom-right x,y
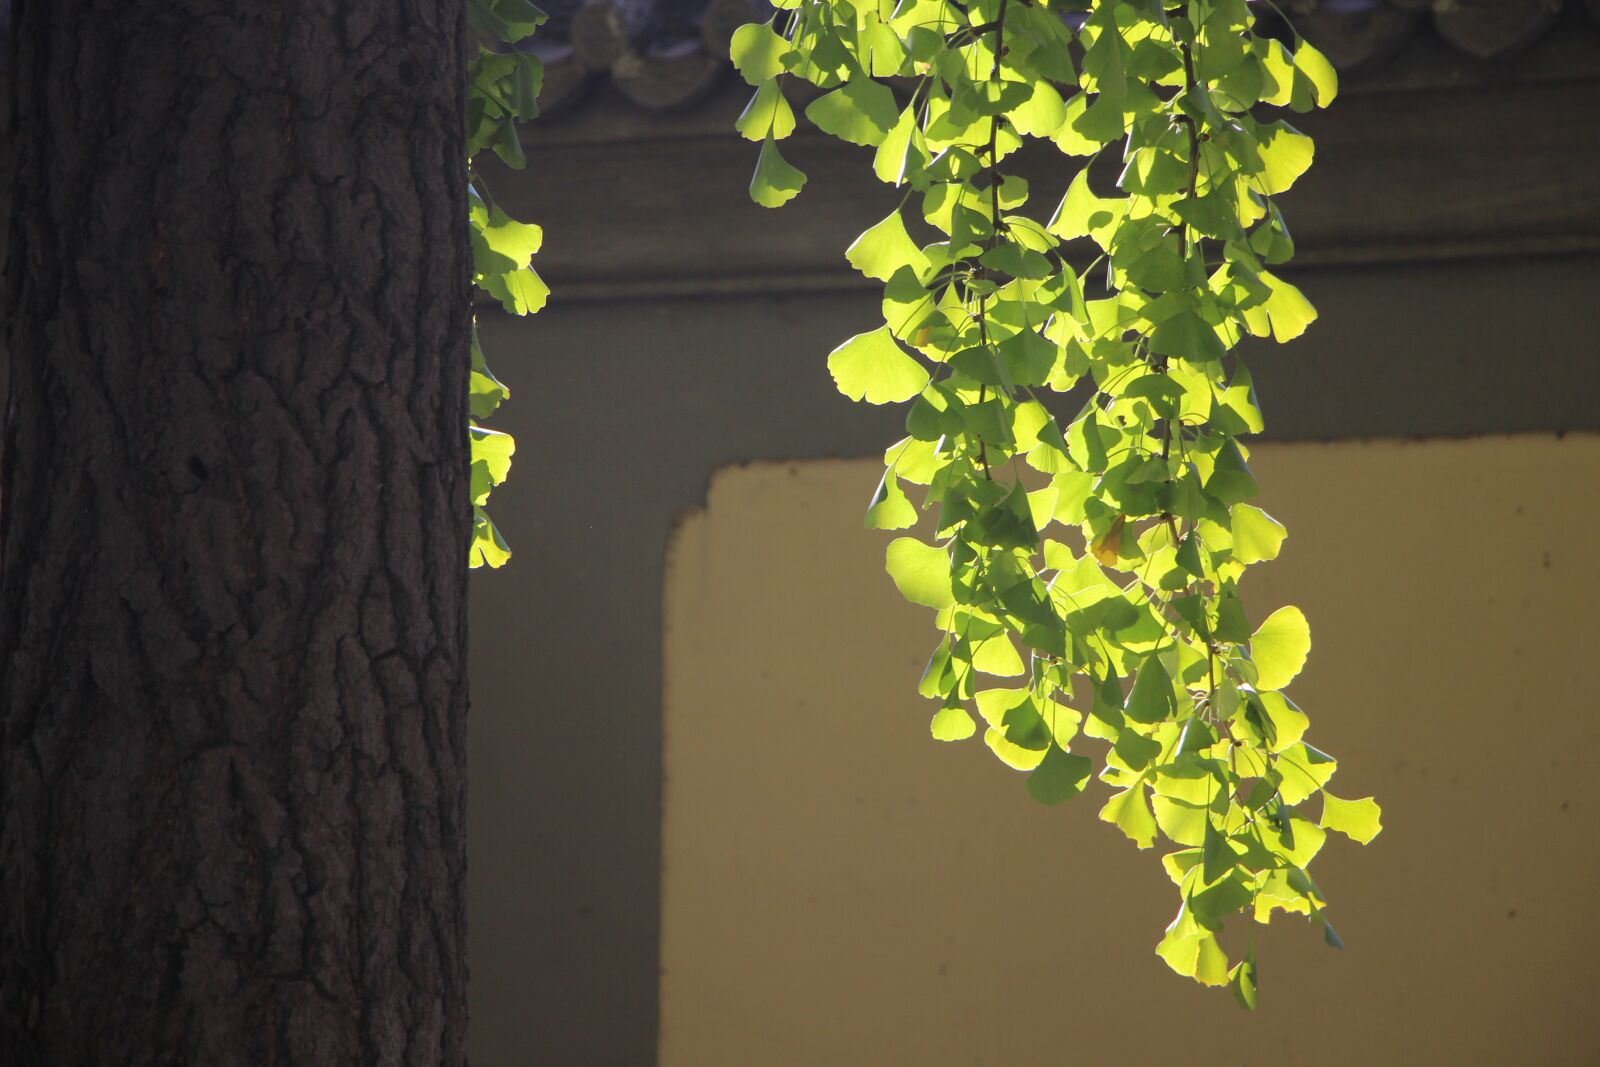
0,2 -> 473,1064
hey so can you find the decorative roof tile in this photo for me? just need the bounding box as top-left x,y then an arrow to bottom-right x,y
524,0 -> 1599,116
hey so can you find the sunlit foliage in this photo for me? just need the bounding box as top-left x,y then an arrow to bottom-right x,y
466,0 -> 550,566
734,0 -> 1379,1004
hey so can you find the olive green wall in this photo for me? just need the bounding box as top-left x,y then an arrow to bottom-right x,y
463,252 -> 1600,1064
660,436 -> 1600,1065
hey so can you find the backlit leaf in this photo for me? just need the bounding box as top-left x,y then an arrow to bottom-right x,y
1250,605 -> 1310,691
1321,793 -> 1383,844
827,327 -> 929,404
884,537 -> 953,609
1100,781 -> 1158,848
750,135 -> 806,208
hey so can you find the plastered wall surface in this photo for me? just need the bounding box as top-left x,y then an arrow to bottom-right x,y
660,435 -> 1600,1066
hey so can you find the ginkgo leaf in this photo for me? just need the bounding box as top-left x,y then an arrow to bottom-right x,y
884,537 -> 953,609
736,80 -> 796,142
805,76 -> 899,147
1259,270 -> 1318,342
1250,605 -> 1310,691
1229,945 -> 1258,1010
1231,504 -> 1286,564
846,211 -> 930,282
481,204 -> 542,263
1124,652 -> 1176,725
1293,40 -> 1338,109
1253,121 -> 1314,195
1277,742 -> 1337,805
483,267 -> 549,315
1027,746 -> 1092,804
469,426 -> 515,483
1049,168 -> 1122,249
873,105 -> 924,185
1100,781 -> 1158,848
730,21 -> 790,86
984,726 -> 1047,770
930,703 -> 977,742
1321,793 -> 1383,844
827,327 -> 929,404
750,135 -> 806,208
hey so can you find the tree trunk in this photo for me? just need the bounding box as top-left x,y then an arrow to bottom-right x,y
0,3 -> 473,1063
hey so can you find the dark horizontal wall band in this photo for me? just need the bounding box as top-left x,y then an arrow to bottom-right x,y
489,70 -> 1600,303
541,228 -> 1600,303
466,252 -> 1600,1065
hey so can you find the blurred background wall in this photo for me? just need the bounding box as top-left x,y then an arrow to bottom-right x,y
659,440 -> 1600,1066
465,4 -> 1600,1063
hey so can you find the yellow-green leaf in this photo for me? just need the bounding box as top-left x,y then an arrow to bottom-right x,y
827,326 -> 929,404
1100,781 -> 1158,848
1250,605 -> 1310,691
930,703 -> 977,741
730,21 -> 790,86
1294,40 -> 1338,109
750,135 -> 806,208
865,469 -> 918,529
736,80 -> 796,142
884,536 -> 953,609
846,211 -> 930,283
1321,793 -> 1383,844
1231,503 -> 1286,564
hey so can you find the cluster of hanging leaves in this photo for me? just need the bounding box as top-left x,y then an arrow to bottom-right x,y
733,0 -> 1380,1005
466,0 -> 551,567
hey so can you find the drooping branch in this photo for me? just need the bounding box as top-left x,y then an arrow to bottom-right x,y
730,0 -> 1380,1007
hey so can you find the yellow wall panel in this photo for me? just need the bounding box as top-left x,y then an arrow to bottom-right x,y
661,436 -> 1600,1066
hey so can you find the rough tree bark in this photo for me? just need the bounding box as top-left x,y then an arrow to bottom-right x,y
0,2 -> 473,1063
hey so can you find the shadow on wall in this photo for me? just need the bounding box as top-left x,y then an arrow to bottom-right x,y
661,435 -> 1600,1067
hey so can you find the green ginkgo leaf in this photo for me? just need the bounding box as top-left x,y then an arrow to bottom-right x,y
846,211 -> 930,282
1100,781 -> 1158,848
469,425 -> 514,475
736,80 -> 796,142
884,536 -> 953,609
1250,605 -> 1310,691
469,506 -> 512,569
930,702 -> 977,742
1277,743 -> 1337,805
1049,169 -> 1123,249
1253,690 -> 1309,753
1010,79 -> 1067,138
487,267 -> 549,315
1258,270 -> 1318,342
750,135 -> 806,208
1231,504 -> 1286,564
805,76 -> 899,147
1027,746 -> 1093,804
984,726 -> 1047,771
481,204 -> 543,263
865,469 -> 918,529
1229,944 -> 1258,1011
730,21 -> 790,85
1124,652 -> 1176,725
1204,440 -> 1259,506
1321,793 -> 1383,844
1253,121 -> 1314,195
827,327 -> 929,404
1293,40 -> 1338,109
873,105 -> 924,185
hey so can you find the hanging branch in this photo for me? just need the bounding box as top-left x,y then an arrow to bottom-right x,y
465,0 -> 553,567
732,0 -> 1379,1007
